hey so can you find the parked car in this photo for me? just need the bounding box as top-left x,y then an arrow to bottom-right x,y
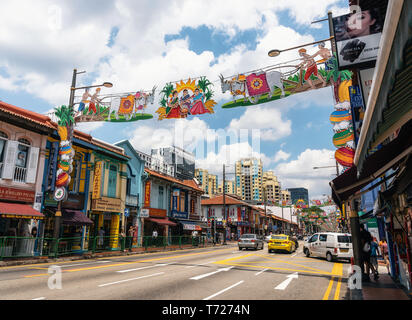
238,234 -> 264,251
303,232 -> 353,262
268,234 -> 296,253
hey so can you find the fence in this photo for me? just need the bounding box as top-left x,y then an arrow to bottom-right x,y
0,235 -> 208,260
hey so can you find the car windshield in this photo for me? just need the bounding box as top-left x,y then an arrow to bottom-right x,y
241,234 -> 256,239
271,236 -> 287,240
337,235 -> 352,243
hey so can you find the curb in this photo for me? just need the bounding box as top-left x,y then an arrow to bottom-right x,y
0,244 -> 228,267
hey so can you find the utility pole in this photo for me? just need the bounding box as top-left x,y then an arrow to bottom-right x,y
281,205 -> 284,234
263,186 -> 267,236
223,164 -> 227,245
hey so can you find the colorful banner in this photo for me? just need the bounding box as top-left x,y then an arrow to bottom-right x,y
92,161 -> 103,199
156,77 -> 216,120
144,181 -> 151,208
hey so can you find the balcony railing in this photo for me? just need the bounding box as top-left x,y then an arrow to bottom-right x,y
13,166 -> 27,182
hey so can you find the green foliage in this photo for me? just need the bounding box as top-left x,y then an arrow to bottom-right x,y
160,83 -> 174,106
197,76 -> 213,92
325,54 -> 353,82
54,105 -> 74,127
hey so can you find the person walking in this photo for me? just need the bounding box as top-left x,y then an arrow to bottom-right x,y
98,227 -> 105,248
127,226 -> 134,251
379,238 -> 390,275
360,224 -> 372,281
370,237 -> 380,280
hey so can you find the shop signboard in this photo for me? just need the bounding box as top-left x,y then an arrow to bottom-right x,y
45,141 -> 59,192
92,161 -> 103,199
44,192 -> 85,209
183,223 -> 196,231
171,210 -> 189,219
92,197 -> 122,212
0,187 -> 35,203
144,181 -> 151,207
349,84 -> 365,146
140,208 -> 149,218
333,7 -> 385,70
149,208 -> 166,218
359,67 -> 375,106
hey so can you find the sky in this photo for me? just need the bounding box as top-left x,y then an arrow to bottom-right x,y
0,0 -> 351,199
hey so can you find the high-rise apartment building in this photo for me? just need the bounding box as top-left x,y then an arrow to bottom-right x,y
262,171 -> 281,204
151,146 -> 195,180
287,187 -> 309,205
218,180 -> 236,195
235,158 -> 263,202
135,149 -> 175,176
195,169 -> 218,197
281,190 -> 291,203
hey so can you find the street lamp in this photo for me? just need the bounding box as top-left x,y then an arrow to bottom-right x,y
268,36 -> 334,57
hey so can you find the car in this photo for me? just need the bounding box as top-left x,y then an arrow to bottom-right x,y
303,232 -> 353,262
268,234 -> 296,254
238,234 -> 265,251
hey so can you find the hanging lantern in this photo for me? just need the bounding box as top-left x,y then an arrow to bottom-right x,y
335,147 -> 354,167
330,110 -> 351,124
333,129 -> 354,148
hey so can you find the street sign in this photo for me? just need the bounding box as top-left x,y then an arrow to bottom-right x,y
140,208 -> 149,218
124,208 -> 130,217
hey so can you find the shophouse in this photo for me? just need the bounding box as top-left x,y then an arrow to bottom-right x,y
0,101 -> 52,256
114,140 -> 146,246
143,169 -> 205,239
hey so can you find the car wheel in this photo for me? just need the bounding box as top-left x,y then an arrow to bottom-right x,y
326,252 -> 334,262
238,247 -> 242,251
305,248 -> 310,257
268,249 -> 272,253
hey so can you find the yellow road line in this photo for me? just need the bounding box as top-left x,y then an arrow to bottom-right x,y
334,277 -> 342,300
323,277 -> 335,300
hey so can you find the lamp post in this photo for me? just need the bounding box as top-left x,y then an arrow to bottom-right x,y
53,69 -> 113,241
268,36 -> 334,57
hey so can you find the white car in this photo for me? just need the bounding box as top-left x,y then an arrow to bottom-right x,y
303,232 -> 353,262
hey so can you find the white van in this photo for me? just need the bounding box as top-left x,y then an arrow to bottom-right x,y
303,232 -> 353,262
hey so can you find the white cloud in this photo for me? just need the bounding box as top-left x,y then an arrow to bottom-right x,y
273,149 -> 340,198
274,150 -> 291,163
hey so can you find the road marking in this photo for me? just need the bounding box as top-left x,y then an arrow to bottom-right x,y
190,266 -> 234,280
32,297 -> 46,300
323,277 -> 335,300
184,261 -> 216,268
98,272 -> 165,287
203,281 -> 244,300
255,268 -> 268,276
117,263 -> 174,273
275,272 -> 299,290
334,277 -> 342,300
58,261 -> 111,268
291,253 -> 297,257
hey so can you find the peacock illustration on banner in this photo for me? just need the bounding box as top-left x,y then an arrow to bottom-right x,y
73,87 -> 156,123
156,77 -> 217,120
220,42 -> 352,109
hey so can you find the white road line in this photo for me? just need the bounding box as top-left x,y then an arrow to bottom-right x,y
117,263 -> 173,273
184,261 -> 216,269
32,297 -> 46,300
255,268 -> 268,276
98,272 -> 165,287
190,266 -> 234,280
203,281 -> 244,300
291,253 -> 297,258
275,272 -> 299,290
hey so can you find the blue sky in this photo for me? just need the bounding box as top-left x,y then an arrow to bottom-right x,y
0,0 -> 349,197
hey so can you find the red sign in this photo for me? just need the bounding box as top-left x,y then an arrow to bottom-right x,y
149,208 -> 167,217
0,187 -> 35,203
144,181 -> 151,208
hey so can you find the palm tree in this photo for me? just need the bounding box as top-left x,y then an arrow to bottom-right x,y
160,83 -> 174,107
197,77 -> 213,100
326,54 -> 352,103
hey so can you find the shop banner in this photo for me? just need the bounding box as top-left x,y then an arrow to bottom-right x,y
349,85 -> 365,146
0,187 -> 35,203
171,210 -> 189,219
333,8 -> 385,69
359,67 -> 375,106
172,196 -> 178,211
92,161 -> 103,199
144,181 -> 151,207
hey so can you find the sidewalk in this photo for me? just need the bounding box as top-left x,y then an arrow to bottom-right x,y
350,264 -> 412,300
0,242 -> 233,268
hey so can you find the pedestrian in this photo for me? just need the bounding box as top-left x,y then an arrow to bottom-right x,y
360,224 -> 374,281
370,237 -> 380,280
379,238 -> 390,274
152,229 -> 158,238
127,226 -> 134,251
98,227 -> 105,248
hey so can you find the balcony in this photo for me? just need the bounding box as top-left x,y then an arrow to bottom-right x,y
13,166 -> 27,183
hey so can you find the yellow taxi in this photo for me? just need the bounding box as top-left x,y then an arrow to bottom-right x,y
268,234 -> 296,253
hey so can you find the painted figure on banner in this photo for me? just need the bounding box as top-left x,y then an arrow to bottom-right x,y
156,78 -> 216,120
88,88 -> 101,114
78,89 -> 91,115
298,48 -> 327,90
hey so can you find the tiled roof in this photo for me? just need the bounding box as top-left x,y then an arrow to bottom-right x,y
145,168 -> 204,193
201,195 -> 249,206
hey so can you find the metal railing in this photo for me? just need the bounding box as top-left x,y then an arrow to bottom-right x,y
13,166 -> 27,182
0,235 -> 209,260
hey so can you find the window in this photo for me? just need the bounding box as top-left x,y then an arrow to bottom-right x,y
0,131 -> 7,164
319,234 -> 327,242
310,234 -> 319,242
338,235 -> 352,243
107,164 -> 117,198
158,186 -> 164,209
16,138 -> 30,168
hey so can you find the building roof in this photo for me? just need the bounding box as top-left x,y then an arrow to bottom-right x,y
0,100 -> 127,158
145,168 -> 203,193
201,195 -> 250,206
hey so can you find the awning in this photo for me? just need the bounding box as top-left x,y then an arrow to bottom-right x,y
148,218 -> 177,227
330,121 -> 412,207
62,210 -> 93,226
0,203 -> 44,220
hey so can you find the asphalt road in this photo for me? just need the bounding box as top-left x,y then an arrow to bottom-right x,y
0,242 -> 349,300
